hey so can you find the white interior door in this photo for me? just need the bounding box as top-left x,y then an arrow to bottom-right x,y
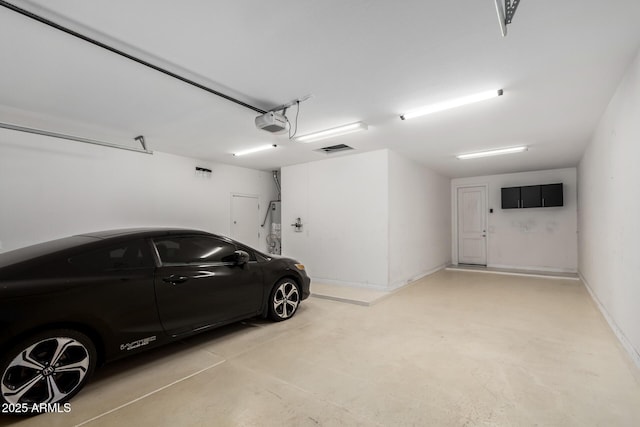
231,194 -> 259,247
457,186 -> 487,265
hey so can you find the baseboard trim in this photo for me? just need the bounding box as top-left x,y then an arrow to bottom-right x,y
388,263 -> 447,290
488,263 -> 578,274
310,264 -> 447,306
446,265 -> 579,280
308,277 -> 388,291
311,263 -> 448,291
580,272 -> 640,371
309,293 -> 371,307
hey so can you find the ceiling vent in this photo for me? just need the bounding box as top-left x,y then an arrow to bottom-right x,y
314,144 -> 354,154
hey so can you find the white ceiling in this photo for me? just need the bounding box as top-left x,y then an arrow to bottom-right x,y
1,0 -> 640,177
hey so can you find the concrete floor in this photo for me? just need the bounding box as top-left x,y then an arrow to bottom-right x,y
2,269 -> 640,426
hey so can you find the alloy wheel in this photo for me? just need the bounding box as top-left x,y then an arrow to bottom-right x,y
272,281 -> 300,319
1,336 -> 91,405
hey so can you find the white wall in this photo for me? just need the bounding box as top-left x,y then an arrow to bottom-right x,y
281,149 -> 450,290
281,150 -> 389,288
578,49 -> 640,366
451,168 -> 578,273
0,129 -> 277,252
388,151 -> 451,288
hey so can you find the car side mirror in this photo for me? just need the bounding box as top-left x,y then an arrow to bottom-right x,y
233,250 -> 250,265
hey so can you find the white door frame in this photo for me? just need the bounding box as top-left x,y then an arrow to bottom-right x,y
451,183 -> 489,266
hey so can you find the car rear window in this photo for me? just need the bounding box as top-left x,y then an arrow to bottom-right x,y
69,239 -> 154,271
0,236 -> 98,269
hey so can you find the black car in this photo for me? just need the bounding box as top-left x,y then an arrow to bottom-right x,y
0,228 -> 310,412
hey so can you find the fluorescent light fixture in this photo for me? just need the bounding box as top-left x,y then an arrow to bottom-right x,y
495,0 -> 507,37
294,121 -> 368,143
456,146 -> 527,160
400,89 -> 504,120
233,144 -> 277,156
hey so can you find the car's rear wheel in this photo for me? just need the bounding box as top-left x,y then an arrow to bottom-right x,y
0,329 -> 96,413
268,279 -> 300,321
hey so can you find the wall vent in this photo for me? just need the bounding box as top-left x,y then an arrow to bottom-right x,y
314,144 -> 354,154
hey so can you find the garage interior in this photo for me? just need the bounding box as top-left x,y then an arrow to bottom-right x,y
1,0 -> 640,425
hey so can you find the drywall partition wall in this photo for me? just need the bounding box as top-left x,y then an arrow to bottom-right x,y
451,168 -> 578,272
281,150 -> 390,288
0,129 -> 277,252
388,151 -> 451,288
578,48 -> 640,367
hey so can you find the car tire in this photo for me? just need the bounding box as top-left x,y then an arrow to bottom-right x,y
0,329 -> 96,414
268,279 -> 301,322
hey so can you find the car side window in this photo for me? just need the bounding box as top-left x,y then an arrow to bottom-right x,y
153,236 -> 237,265
69,240 -> 154,271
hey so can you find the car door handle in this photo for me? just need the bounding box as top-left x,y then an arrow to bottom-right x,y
162,275 -> 189,284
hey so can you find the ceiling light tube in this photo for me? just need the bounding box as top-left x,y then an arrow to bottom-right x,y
233,144 -> 277,156
294,121 -> 368,143
495,0 -> 507,37
400,89 -> 503,120
456,146 -> 527,160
